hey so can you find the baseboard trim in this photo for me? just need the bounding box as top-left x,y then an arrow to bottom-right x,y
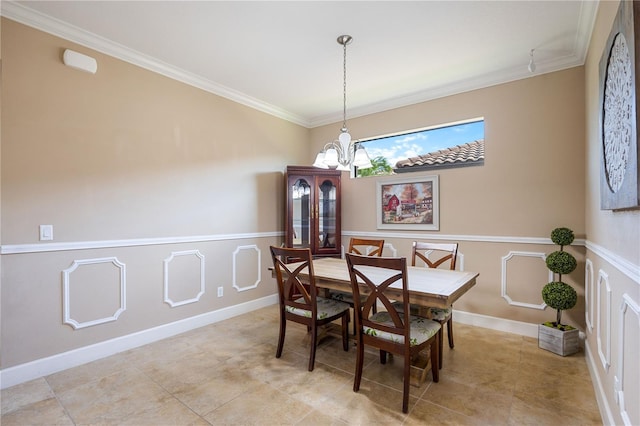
453,309 -> 540,337
0,294 -> 278,390
454,309 -> 587,343
0,302 -> 595,393
585,342 -> 614,425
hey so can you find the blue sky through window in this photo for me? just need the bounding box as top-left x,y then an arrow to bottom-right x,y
360,119 -> 485,168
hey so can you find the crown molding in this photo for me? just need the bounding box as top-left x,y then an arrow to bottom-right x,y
2,0 -> 597,130
1,1 -> 310,127
310,54 -> 585,128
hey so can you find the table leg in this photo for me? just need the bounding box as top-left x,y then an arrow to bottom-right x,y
409,347 -> 432,387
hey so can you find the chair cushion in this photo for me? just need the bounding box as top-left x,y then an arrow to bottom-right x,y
363,311 -> 440,346
429,306 -> 452,321
391,301 -> 419,315
286,297 -> 350,320
329,290 -> 367,306
392,302 -> 452,321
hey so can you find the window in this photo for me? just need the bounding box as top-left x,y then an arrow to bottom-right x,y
356,118 -> 485,177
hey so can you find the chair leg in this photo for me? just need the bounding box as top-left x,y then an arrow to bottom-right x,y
402,353 -> 411,413
379,350 -> 387,364
354,336 -> 364,392
447,316 -> 454,348
431,334 -> 439,382
351,306 -> 357,336
342,313 -> 349,351
308,323 -> 318,371
276,315 -> 286,358
438,320 -> 444,369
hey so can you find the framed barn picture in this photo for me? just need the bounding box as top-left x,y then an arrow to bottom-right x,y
376,175 -> 439,230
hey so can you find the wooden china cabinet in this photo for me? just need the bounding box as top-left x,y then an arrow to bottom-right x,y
285,166 -> 341,258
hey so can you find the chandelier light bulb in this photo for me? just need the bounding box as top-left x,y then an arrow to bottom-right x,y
339,130 -> 351,145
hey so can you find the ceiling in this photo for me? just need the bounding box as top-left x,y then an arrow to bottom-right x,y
3,1 -> 599,128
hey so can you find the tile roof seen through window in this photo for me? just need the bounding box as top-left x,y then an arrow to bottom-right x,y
394,139 -> 484,173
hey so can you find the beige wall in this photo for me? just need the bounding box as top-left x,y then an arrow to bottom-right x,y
1,19 -> 307,369
311,66 -> 587,329
2,19 -> 307,243
583,1 -> 640,425
2,4 -> 639,422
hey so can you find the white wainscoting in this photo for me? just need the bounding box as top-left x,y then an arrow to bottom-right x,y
62,257 -> 127,329
585,259 -> 595,332
615,294 -> 640,426
597,270 -> 612,372
584,241 -> 640,426
500,251 -> 552,310
163,250 -> 205,307
232,245 -> 261,292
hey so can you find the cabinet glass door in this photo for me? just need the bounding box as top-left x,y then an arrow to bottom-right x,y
291,178 -> 311,248
317,178 -> 337,250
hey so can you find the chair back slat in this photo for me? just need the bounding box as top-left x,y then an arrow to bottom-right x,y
348,238 -> 385,257
412,241 -> 458,270
346,253 -> 410,344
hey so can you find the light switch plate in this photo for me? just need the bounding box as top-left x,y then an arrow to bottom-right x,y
39,225 -> 53,241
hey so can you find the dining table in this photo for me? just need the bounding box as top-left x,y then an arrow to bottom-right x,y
270,256 -> 479,385
288,256 -> 479,310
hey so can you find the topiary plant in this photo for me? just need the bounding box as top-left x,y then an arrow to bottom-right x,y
542,227 -> 577,330
546,251 -> 577,275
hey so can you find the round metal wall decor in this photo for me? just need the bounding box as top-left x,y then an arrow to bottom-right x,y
602,32 -> 633,193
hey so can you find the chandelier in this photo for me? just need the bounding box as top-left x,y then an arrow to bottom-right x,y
313,35 -> 372,171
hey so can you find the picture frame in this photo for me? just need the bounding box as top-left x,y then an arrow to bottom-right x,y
599,0 -> 640,210
376,175 -> 439,230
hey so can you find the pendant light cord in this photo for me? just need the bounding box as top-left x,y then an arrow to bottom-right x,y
342,39 -> 348,131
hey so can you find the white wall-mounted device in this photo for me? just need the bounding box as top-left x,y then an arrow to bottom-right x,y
63,49 -> 97,74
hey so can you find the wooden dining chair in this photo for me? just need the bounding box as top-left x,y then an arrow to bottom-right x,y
346,253 -> 440,413
270,246 -> 351,371
330,238 -> 384,334
347,238 -> 385,256
402,241 -> 458,368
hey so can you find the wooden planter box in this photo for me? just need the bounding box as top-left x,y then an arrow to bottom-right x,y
538,324 -> 579,356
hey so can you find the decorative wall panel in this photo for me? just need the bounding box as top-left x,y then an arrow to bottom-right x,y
615,294 -> 640,426
163,250 -> 205,307
62,257 -> 126,329
597,270 -> 612,371
585,259 -> 595,332
232,245 -> 260,292
501,251 -> 553,309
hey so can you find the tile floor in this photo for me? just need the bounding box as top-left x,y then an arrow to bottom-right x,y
2,305 -> 603,425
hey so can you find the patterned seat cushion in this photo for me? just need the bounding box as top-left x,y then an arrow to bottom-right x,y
429,306 -> 452,321
392,302 -> 452,321
286,297 -> 350,320
329,290 -> 367,305
363,311 -> 440,346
